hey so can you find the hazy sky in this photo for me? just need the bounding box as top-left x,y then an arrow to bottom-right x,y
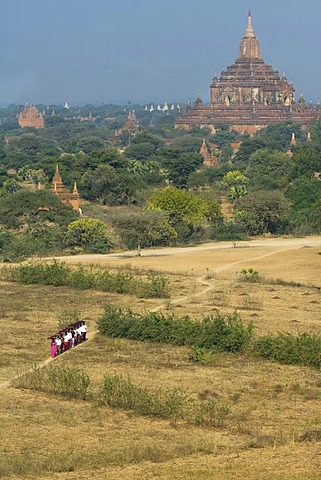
0,0 -> 320,105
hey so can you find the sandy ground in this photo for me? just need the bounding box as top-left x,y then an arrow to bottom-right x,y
52,236 -> 321,264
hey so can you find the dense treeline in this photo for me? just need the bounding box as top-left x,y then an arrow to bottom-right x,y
0,103 -> 321,260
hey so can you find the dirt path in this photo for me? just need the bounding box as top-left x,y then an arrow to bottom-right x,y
151,245 -> 303,310
51,236 -> 321,262
0,337 -> 92,389
2,236 -> 320,389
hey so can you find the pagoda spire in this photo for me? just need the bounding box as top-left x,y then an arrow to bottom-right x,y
239,11 -> 261,59
290,133 -> 297,146
73,182 -> 79,195
245,10 -> 255,38
52,164 -> 62,184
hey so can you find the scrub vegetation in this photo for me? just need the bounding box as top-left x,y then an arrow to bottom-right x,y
1,241 -> 321,479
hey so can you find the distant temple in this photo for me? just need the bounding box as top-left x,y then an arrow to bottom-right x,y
49,165 -> 80,211
115,111 -> 139,136
79,111 -> 96,122
200,139 -> 218,167
18,105 -> 45,129
176,12 -> 320,134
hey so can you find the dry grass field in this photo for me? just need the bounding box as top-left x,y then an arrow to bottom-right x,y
1,237 -> 321,479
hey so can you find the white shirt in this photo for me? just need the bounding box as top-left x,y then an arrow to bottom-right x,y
55,339 -> 62,346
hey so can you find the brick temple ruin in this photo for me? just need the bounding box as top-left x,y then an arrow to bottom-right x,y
18,105 -> 45,129
49,165 -> 80,211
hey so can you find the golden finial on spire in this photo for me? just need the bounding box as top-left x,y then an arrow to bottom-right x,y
245,10 -> 255,38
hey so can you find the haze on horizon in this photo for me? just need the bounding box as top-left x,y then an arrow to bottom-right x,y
1,0 -> 320,106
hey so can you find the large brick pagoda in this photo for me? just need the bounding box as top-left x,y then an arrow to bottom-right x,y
18,105 -> 45,129
175,12 -> 320,134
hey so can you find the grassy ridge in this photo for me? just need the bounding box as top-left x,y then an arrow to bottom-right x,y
97,305 -> 321,369
2,261 -> 170,298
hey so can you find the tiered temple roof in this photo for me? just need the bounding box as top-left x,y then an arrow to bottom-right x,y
176,12 -> 320,134
115,111 -> 139,137
200,138 -> 218,167
50,165 -> 80,211
18,105 -> 45,129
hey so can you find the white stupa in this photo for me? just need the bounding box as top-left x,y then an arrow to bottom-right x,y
64,102 -> 70,110
150,104 -> 154,112
163,101 -> 169,111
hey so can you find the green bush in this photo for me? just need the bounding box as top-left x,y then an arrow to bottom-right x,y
67,218 -> 113,253
4,262 -> 170,299
239,267 -> 260,283
188,346 -> 216,365
8,260 -> 70,286
14,365 -> 91,400
100,373 -> 229,426
252,332 -> 321,369
136,273 -> 170,299
97,305 -> 252,353
208,219 -> 248,241
191,397 -> 230,427
97,305 -> 321,370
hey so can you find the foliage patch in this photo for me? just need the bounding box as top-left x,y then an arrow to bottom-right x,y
3,261 -> 170,299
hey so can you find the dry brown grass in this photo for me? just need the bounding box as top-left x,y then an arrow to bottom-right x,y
1,238 -> 321,479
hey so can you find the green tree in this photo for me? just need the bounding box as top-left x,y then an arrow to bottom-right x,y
245,149 -> 293,189
67,218 -> 112,253
131,132 -> 164,149
0,190 -> 78,229
84,148 -> 129,170
210,129 -> 241,148
234,137 -> 269,164
17,166 -> 48,185
234,190 -> 290,235
162,153 -> 203,188
81,165 -> 117,203
112,212 -> 177,249
285,177 -> 321,233
125,142 -> 157,161
0,179 -> 22,196
256,121 -> 303,150
148,187 -> 221,226
221,171 -> 249,205
290,146 -> 321,180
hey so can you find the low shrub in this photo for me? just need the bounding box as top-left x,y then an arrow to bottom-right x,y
238,267 -> 260,283
97,305 -> 321,370
13,365 -> 91,400
99,373 -> 230,426
208,220 -> 249,241
252,332 -> 321,369
97,305 -> 253,353
100,374 -> 190,420
8,260 -> 69,286
188,346 -> 216,365
191,397 -> 230,427
3,262 -> 170,299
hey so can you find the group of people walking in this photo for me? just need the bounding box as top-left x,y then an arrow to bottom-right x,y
50,321 -> 87,358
